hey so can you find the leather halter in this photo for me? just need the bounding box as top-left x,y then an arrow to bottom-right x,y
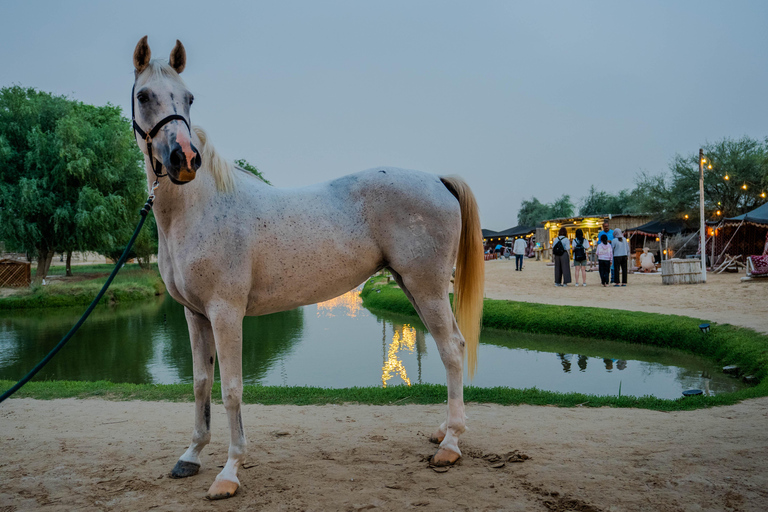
131,83 -> 192,179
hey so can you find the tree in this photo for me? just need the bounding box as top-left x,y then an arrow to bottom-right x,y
630,137 -> 768,220
235,158 -> 271,185
517,197 -> 551,226
550,194 -> 575,219
0,86 -> 146,281
579,186 -> 646,216
517,194 -> 574,226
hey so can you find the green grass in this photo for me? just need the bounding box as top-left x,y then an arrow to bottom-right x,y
46,263 -> 149,276
0,264 -> 165,309
3,379 -> 764,411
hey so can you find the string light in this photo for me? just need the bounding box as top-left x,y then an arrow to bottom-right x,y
716,210 -> 722,216
724,174 -> 730,180
684,214 -> 689,219
742,183 -> 748,190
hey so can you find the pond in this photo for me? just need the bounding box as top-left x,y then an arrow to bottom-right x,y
0,289 -> 745,399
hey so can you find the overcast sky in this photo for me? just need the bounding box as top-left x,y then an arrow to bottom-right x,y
2,1 -> 767,230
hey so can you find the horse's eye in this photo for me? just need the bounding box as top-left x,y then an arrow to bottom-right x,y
137,93 -> 149,104
188,95 -> 194,106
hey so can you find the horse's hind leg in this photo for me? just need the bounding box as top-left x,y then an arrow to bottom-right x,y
205,304 -> 247,500
395,276 -> 466,466
171,308 -> 216,478
387,268 -> 424,321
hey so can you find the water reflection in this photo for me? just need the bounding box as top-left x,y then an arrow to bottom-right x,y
0,295 -> 302,385
381,324 -> 416,387
0,290 -> 750,399
317,289 -> 363,318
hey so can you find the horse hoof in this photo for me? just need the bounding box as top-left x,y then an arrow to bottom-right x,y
430,448 -> 460,467
429,429 -> 446,445
170,460 -> 200,479
206,479 -> 239,500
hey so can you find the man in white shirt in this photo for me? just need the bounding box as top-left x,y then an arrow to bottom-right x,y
513,237 -> 528,271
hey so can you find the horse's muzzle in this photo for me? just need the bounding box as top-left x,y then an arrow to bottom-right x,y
168,143 -> 202,183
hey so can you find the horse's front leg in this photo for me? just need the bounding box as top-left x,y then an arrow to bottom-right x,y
205,304 -> 246,500
171,308 -> 216,478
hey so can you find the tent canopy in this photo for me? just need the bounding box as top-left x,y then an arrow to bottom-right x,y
495,225 -> 535,238
624,219 -> 693,237
722,201 -> 768,227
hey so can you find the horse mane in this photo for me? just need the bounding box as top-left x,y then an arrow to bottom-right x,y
192,126 -> 235,193
138,61 -> 236,193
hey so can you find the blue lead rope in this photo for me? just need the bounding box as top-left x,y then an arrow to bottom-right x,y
0,195 -> 155,404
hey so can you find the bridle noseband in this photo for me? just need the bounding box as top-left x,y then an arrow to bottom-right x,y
131,83 -> 192,179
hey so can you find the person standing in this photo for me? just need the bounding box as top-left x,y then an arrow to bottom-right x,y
596,219 -> 614,243
611,228 -> 629,287
596,219 -> 615,282
513,236 -> 527,271
572,228 -> 588,286
596,234 -> 613,286
552,227 -> 571,286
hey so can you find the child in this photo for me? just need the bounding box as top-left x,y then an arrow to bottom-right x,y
596,234 -> 613,287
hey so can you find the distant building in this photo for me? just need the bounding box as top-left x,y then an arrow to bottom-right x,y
540,214 -> 653,251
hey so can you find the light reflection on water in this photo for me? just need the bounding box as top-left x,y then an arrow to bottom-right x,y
381,324 -> 417,387
0,288 -> 748,399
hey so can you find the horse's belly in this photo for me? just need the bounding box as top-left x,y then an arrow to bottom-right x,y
245,251 -> 381,316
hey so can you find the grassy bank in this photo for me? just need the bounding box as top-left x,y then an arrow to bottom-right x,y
359,277 -> 768,403
3,379 -> 761,411
0,264 -> 165,309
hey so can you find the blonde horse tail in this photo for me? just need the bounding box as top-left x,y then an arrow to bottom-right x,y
440,176 -> 485,378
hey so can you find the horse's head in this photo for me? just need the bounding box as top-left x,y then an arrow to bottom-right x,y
132,36 -> 202,184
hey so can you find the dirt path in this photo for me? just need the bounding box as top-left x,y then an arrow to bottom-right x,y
1,398 -> 767,511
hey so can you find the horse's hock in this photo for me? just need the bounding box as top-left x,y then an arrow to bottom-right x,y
661,258 -> 703,285
0,259 -> 31,288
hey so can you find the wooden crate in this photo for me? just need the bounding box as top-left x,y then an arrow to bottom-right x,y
0,258 -> 31,287
661,258 -> 702,285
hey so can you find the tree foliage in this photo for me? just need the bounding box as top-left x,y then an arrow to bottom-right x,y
573,136 -> 768,221
0,86 -> 145,280
672,137 -> 768,218
517,194 -> 574,226
579,186 -> 647,216
235,158 -> 271,185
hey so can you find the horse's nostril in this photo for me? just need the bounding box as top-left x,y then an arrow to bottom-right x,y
193,152 -> 202,170
169,148 -> 183,168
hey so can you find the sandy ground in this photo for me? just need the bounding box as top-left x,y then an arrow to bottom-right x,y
1,398 -> 767,512
1,260 -> 767,511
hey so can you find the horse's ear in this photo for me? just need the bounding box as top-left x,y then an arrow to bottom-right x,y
169,40 -> 186,74
133,35 -> 151,75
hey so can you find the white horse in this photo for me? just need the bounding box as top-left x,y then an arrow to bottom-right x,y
131,37 -> 484,500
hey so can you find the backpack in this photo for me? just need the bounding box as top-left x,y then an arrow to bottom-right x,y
573,239 -> 586,261
552,238 -> 565,257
